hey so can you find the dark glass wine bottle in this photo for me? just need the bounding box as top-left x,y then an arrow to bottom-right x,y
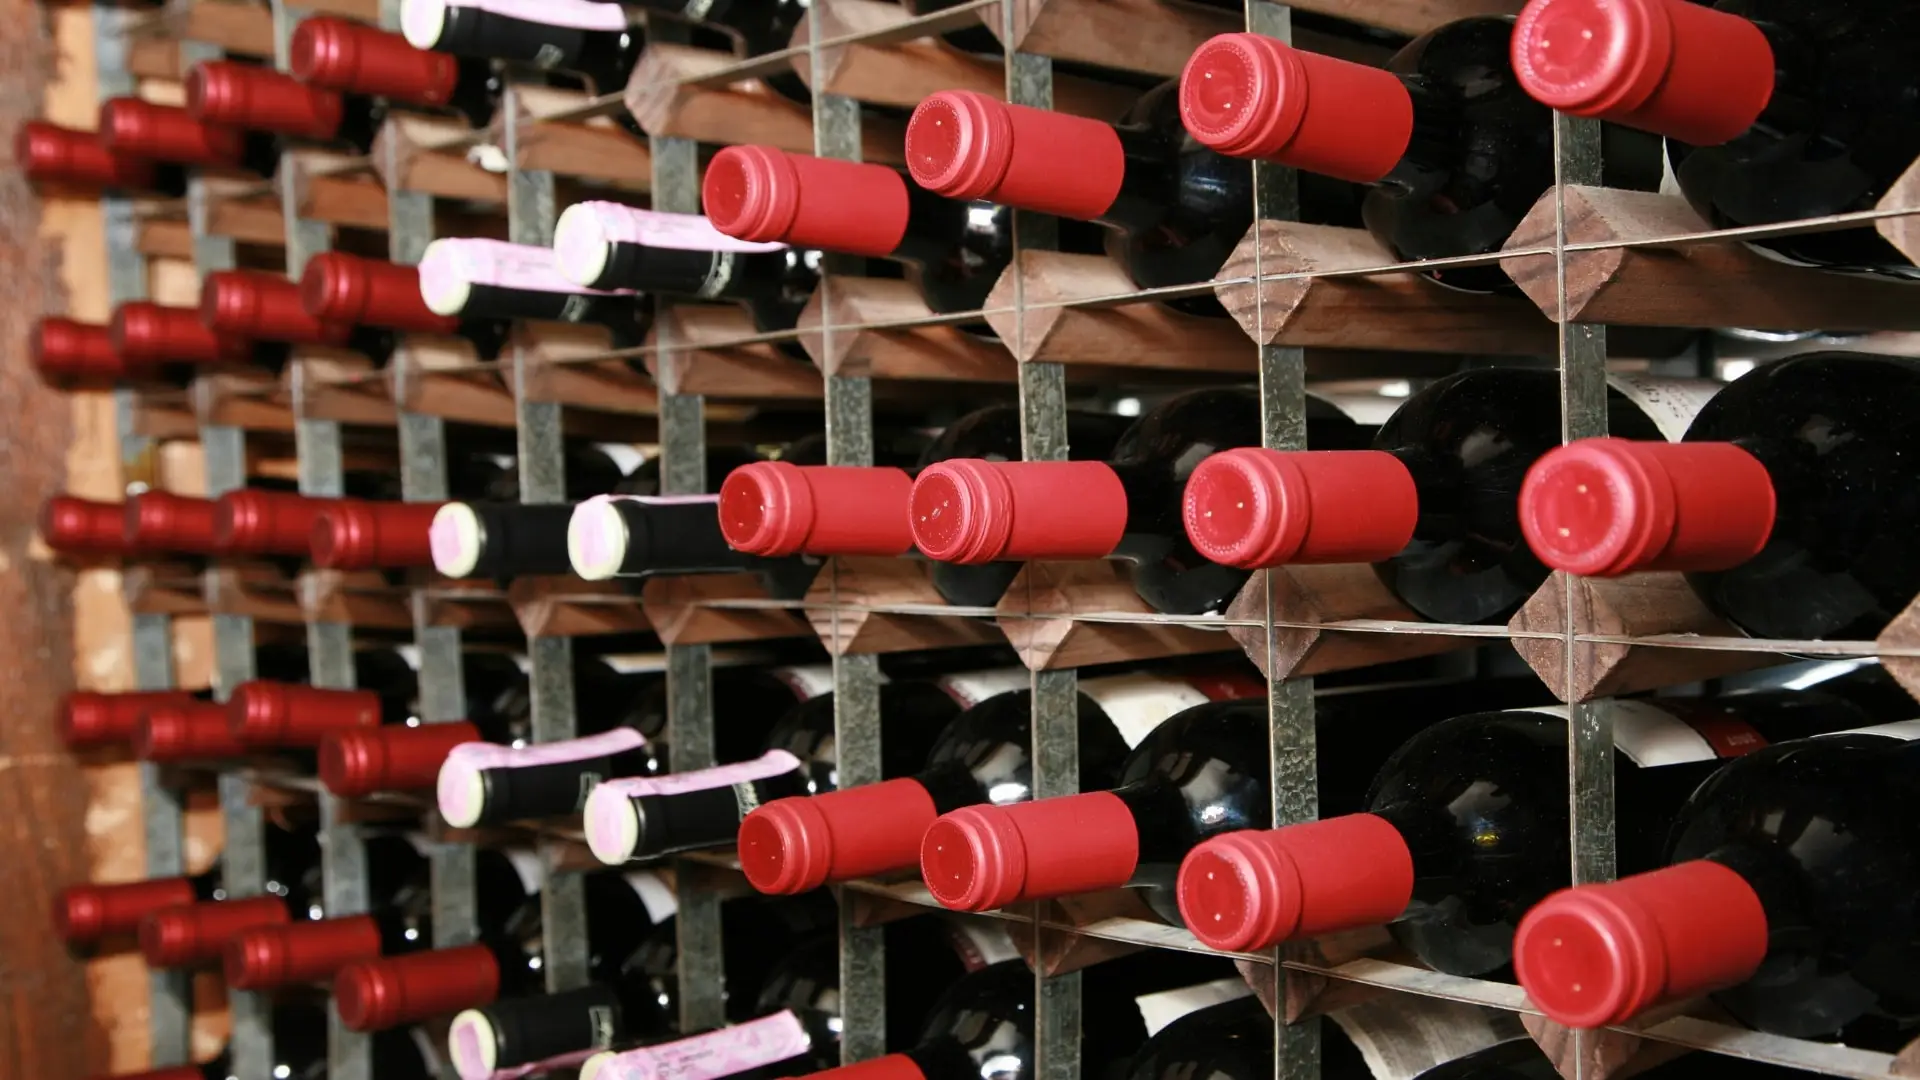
431,660 -> 817,828
721,406 -> 1129,608
551,202 -> 819,337
740,669 -> 1260,894
1520,353 -> 1920,642
111,300 -> 284,379
228,648 -> 526,749
125,821 -> 324,969
298,251 -> 510,363
1517,725 -> 1920,1038
1178,20 -> 1663,290
57,818 -> 312,951
99,97 -> 279,177
58,686 -> 200,750
1511,0 -> 1920,277
583,680 -> 960,863
909,389 -> 1371,616
418,237 -> 647,347
291,16 -> 501,130
623,0 -> 810,102
17,121 -> 187,197
335,865 -> 659,1031
185,59 -> 396,155
200,270 -> 397,366
1184,368 -> 1709,625
31,316 -> 134,388
399,0 -> 645,98
1178,681 -> 1888,979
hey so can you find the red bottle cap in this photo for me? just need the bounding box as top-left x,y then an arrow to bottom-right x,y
1511,0 -> 1774,147
137,702 -> 249,762
201,270 -> 356,347
1176,814 -> 1414,952
335,944 -> 503,1031
228,680 -> 385,747
702,146 -> 911,259
300,252 -> 458,334
139,896 -> 290,968
224,913 -> 383,989
798,1056 -> 927,1080
1178,33 -> 1414,184
718,462 -> 916,558
216,489 -> 347,557
291,16 -> 462,107
910,460 -> 1127,565
16,121 -> 157,189
737,779 -> 940,895
91,1066 -> 207,1080
32,317 -> 124,384
919,792 -> 1139,911
320,722 -> 481,797
1183,448 -> 1419,569
99,97 -> 246,170
186,60 -> 345,142
112,301 -> 253,370
61,688 -> 195,749
311,500 -> 446,569
56,876 -> 197,944
906,91 -> 1125,221
1515,859 -> 1770,1028
1519,438 -> 1776,577
125,491 -> 222,555
41,495 -> 130,556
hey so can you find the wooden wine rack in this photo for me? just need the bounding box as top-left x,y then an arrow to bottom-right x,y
61,0 -> 1920,1077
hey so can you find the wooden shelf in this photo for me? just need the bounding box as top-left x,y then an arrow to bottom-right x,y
638,573 -> 811,645
280,151 -> 386,230
387,336 -> 515,427
516,320 -> 659,416
985,252 -> 1254,371
287,351 -> 394,426
369,115 -> 505,204
296,569 -> 414,628
804,557 -> 1002,655
507,576 -> 650,638
995,562 -> 1239,670
796,275 -> 1017,381
189,369 -> 293,431
203,563 -> 306,624
1224,565 -> 1482,681
498,86 -> 651,189
648,304 -> 823,400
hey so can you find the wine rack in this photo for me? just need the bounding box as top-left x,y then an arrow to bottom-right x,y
65,0 -> 1920,1078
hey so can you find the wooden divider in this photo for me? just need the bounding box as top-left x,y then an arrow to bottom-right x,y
984,252 -> 1254,370
797,275 -> 1018,381
1223,565 -> 1478,679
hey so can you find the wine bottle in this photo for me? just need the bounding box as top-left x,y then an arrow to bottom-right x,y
59,687 -> 200,750
622,0 -> 810,102
41,494 -> 140,559
1177,681 -> 1888,978
200,270 -> 396,363
1515,721 -> 1920,1037
32,317 -> 129,388
583,679 -> 961,863
906,85 -> 1357,311
436,662 -> 828,829
185,60 -> 393,155
291,16 -> 501,130
701,145 -> 1045,315
85,1001 -> 434,1080
720,405 -> 1133,608
400,0 -> 645,98
121,490 -> 233,557
1184,369 -> 1715,625
228,648 -> 526,749
112,300 -> 279,378
98,97 -> 279,177
130,822 -> 324,968
334,866 -> 667,1031
908,389 -> 1371,616
1511,0 -> 1920,277
1520,353 -> 1920,642
222,834 -> 446,988
17,121 -> 186,196
1416,1039 -> 1827,1080
1178,21 -> 1663,291
298,251 -> 509,362
551,203 -> 815,336
418,237 -> 647,348
215,488 -> 396,560
740,669 -> 1260,894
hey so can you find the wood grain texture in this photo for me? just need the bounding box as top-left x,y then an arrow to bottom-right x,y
803,557 -> 1001,655
508,576 -> 651,638
369,115 -> 506,203
1877,592 -> 1920,707
994,562 -> 1235,670
1876,155 -> 1920,268
516,320 -> 660,415
638,573 -> 810,645
647,304 -> 823,400
1224,565 -> 1475,679
796,275 -> 1016,382
495,85 -> 651,188
984,251 -> 1254,370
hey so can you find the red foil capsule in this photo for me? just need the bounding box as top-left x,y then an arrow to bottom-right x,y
201,270 -> 355,347
138,702 -> 249,762
33,317 -> 125,384
228,680 -> 385,747
225,914 -> 383,989
56,876 -> 198,945
140,896 -> 290,968
321,722 -> 481,798
16,121 -> 157,189
98,97 -> 246,170
61,688 -> 196,749
41,494 -> 131,556
335,944 -> 503,1031
300,252 -> 460,334
112,301 -> 254,371
216,489 -> 349,557
93,1068 -> 208,1080
291,16 -> 462,107
311,500 -> 447,570
125,491 -> 223,555
186,60 -> 345,142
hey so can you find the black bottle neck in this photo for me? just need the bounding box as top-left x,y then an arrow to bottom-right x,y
435,5 -> 641,97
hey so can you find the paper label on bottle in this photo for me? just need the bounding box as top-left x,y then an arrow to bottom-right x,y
935,668 -> 1033,709
577,203 -> 791,254
459,1023 -> 602,1080
768,664 -> 841,702
1079,674 -> 1219,748
1134,977 -> 1255,1037
510,652 -> 533,674
1329,997 -> 1525,1080
1306,389 -> 1401,428
593,443 -> 650,477
456,0 -> 628,31
622,869 -> 679,923
591,1011 -> 814,1080
438,729 -> 649,826
944,918 -> 1020,972
503,847 -> 545,894
1603,373 -> 1722,442
1819,719 -> 1920,742
1518,700 -> 1920,768
394,643 -> 423,671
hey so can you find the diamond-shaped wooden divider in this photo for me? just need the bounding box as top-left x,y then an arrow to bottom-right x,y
1224,564 -> 1474,681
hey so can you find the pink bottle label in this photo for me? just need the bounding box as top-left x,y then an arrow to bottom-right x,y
419,238 -> 630,302
438,728 -> 649,826
596,748 -> 802,800
462,0 -> 627,31
592,1010 -> 813,1080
